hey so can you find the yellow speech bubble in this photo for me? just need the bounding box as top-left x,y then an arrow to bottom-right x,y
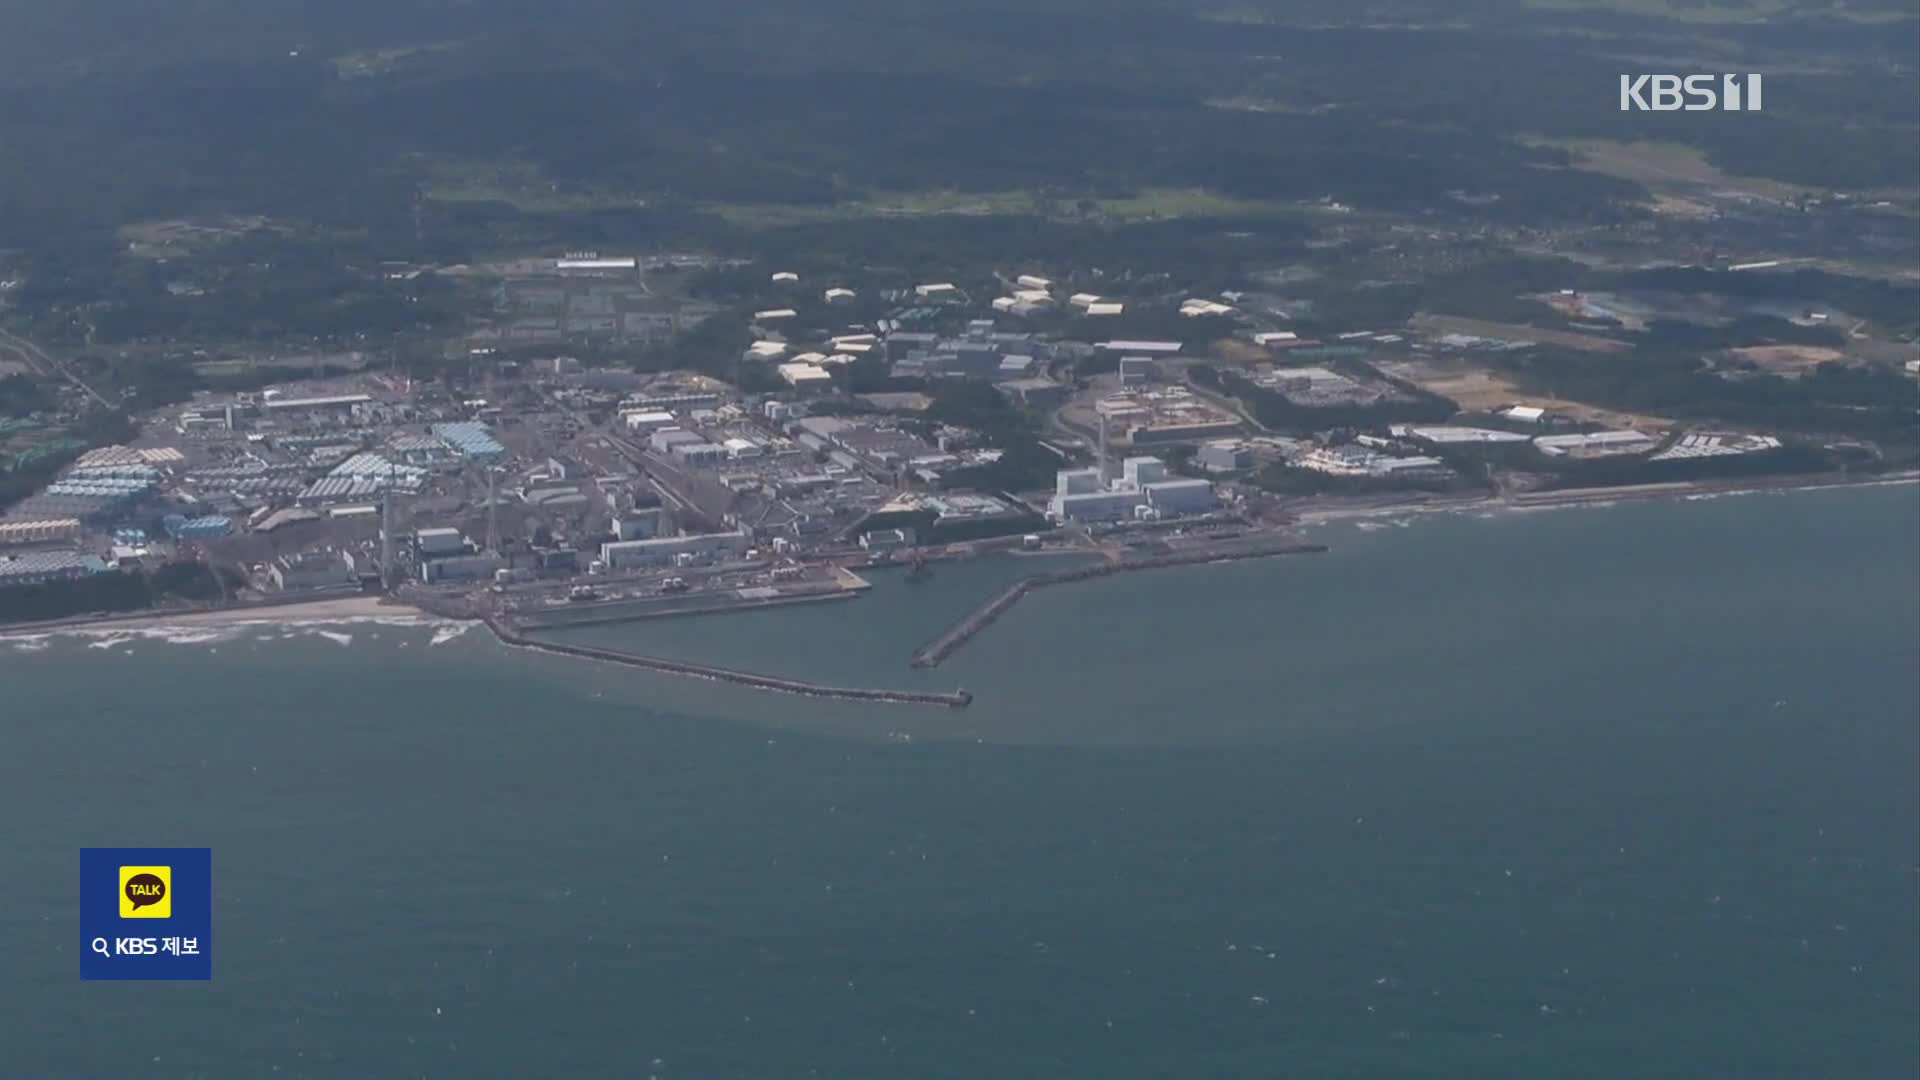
119,865 -> 171,919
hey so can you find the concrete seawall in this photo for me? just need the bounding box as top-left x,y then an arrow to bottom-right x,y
510,588 -> 857,630
485,617 -> 972,708
910,540 -> 1328,669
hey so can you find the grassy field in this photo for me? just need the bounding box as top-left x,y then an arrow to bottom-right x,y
423,161 -> 652,213
422,160 -> 1317,226
706,188 -> 1320,228
1410,313 -> 1631,353
1374,356 -> 1678,431
1526,139 -> 1814,201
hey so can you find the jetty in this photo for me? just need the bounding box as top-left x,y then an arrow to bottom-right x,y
484,616 -> 972,708
910,539 -> 1328,669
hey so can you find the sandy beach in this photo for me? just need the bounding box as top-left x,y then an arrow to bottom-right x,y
0,593 -> 436,638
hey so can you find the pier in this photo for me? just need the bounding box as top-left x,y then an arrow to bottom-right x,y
485,617 -> 973,708
910,540 -> 1328,669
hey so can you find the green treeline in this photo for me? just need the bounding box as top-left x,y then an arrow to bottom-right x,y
0,562 -> 236,625
1215,365 -> 1458,432
1484,350 -> 1920,446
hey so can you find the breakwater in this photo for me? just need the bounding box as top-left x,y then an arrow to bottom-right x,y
485,616 -> 972,708
510,587 -> 857,630
910,540 -> 1328,669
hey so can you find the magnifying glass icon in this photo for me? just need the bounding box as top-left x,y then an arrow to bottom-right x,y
90,937 -> 111,958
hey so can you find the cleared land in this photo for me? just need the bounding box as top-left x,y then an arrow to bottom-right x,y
1375,357 -> 1675,432
1729,344 -> 1848,375
1411,313 -> 1630,353
1529,139 -> 1812,202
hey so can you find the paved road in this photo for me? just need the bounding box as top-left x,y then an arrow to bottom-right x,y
0,325 -> 115,408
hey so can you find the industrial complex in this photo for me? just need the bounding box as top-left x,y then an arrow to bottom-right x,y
0,252 -> 1824,647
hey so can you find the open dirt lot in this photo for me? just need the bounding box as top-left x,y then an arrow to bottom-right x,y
1730,344 -> 1846,375
1412,313 -> 1630,354
1376,357 -> 1675,432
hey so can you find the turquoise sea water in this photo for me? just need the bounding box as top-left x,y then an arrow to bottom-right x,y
3,485 -> 1916,1077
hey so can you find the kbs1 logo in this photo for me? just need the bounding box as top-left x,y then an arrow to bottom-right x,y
1620,74 -> 1763,112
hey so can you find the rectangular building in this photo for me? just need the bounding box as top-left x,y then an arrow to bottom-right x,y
1121,457 -> 1167,488
1196,441 -> 1251,473
1049,490 -> 1145,523
601,530 -> 751,571
1056,468 -> 1103,497
1143,478 -> 1216,514
419,553 -> 505,585
415,528 -> 467,557
613,508 -> 663,541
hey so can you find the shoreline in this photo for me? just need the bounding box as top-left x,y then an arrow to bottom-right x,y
4,470 -> 1913,648
1284,469 -> 1920,529
0,593 -> 426,638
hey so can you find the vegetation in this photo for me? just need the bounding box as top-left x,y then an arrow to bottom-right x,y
0,411 -> 135,510
924,380 -> 1066,493
1218,365 -> 1459,433
0,561 -> 239,625
1522,441 -> 1840,489
1,2 -> 1910,352
1484,348 -> 1920,445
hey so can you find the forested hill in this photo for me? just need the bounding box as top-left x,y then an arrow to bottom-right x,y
0,0 -> 1913,255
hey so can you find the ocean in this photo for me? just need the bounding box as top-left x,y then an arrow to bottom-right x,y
4,484 -> 1916,1078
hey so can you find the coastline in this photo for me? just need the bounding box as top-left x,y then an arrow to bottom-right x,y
0,594 -> 427,638
1284,468 -> 1920,529
5,469 -> 1913,649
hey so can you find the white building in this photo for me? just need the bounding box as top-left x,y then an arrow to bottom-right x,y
1121,456 -> 1167,488
556,256 -> 636,271
1085,302 -> 1126,317
1180,298 -> 1235,317
623,410 -> 679,434
915,282 -> 959,299
1096,340 -> 1182,354
601,530 -> 751,571
824,287 -> 857,304
1533,430 -> 1656,457
273,550 -> 356,590
415,528 -> 467,557
777,362 -> 834,388
1296,446 -> 1447,478
1050,489 -> 1145,522
1016,274 -> 1054,291
753,308 -> 798,323
770,271 -> 800,284
1055,468 -> 1103,496
1144,478 -> 1216,514
1500,405 -> 1548,423
419,553 -> 505,584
